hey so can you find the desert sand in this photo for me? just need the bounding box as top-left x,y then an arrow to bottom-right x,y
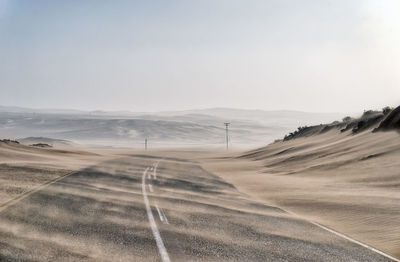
1,108 -> 400,260
199,128 -> 400,259
0,149 -> 393,261
0,140 -> 110,207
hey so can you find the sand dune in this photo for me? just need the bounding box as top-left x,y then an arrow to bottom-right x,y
0,154 -> 392,261
18,137 -> 75,147
1,106 -> 399,259
201,106 -> 400,258
0,140 -> 107,206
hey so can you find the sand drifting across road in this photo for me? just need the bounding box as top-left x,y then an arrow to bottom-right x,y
1,106 -> 400,259
0,140 -> 108,206
200,127 -> 400,259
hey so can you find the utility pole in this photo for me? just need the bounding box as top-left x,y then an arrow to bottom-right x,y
224,122 -> 230,150
145,138 -> 148,150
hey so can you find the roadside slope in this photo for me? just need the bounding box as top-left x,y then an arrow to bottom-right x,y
0,140 -> 106,206
201,106 -> 400,259
0,155 -> 394,261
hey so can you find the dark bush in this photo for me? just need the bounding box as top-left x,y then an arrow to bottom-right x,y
342,116 -> 352,122
382,106 -> 393,115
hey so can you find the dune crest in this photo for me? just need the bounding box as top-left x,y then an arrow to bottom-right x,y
202,106 -> 400,259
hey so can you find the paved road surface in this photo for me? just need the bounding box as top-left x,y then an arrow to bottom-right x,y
0,155 -> 396,261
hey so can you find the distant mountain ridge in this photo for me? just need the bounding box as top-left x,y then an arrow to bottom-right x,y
0,105 -> 345,148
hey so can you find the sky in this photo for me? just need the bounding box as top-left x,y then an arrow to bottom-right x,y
0,0 -> 400,113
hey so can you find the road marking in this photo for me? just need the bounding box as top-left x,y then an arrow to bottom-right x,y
153,161 -> 159,179
142,168 -> 171,262
284,210 -> 400,262
313,221 -> 400,262
149,184 -> 154,193
155,203 -> 169,225
0,171 -> 76,213
156,205 -> 165,223
146,157 -> 397,261
160,208 -> 169,224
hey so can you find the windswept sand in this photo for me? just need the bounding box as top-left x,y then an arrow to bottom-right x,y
0,141 -> 109,206
2,127 -> 400,259
199,129 -> 400,259
0,154 -> 392,261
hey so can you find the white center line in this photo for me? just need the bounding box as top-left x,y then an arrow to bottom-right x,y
160,208 -> 169,224
153,161 -> 159,179
142,168 -> 171,262
155,205 -> 165,222
155,203 -> 169,225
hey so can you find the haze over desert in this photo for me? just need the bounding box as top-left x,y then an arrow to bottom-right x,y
1,0 -> 400,261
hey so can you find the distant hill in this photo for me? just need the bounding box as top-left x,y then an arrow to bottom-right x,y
0,106 -> 344,148
154,108 -> 343,128
0,105 -> 86,115
18,137 -> 74,147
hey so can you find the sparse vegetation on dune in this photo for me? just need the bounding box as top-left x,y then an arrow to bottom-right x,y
0,139 -> 20,144
30,143 -> 52,148
376,105 -> 400,131
208,105 -> 400,258
282,105 -> 398,141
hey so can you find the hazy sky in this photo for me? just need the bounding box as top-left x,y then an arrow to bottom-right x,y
1,0 -> 399,113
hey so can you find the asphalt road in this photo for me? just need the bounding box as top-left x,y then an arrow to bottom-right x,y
0,155 -> 396,261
